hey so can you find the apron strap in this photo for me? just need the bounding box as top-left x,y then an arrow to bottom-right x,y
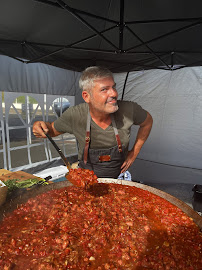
84,109 -> 91,164
111,114 -> 123,153
83,110 -> 122,164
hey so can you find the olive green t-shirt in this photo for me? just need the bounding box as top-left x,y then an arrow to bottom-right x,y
54,100 -> 147,160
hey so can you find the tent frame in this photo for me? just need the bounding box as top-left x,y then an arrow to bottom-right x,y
1,0 -> 202,71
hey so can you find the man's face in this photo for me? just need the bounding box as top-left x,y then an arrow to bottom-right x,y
87,77 -> 119,114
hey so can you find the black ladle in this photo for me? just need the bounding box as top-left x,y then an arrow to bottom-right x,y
44,133 -> 84,187
44,132 -> 71,171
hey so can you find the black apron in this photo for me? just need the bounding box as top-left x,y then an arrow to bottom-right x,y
79,110 -> 127,178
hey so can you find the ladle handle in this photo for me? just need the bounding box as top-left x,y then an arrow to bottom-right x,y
44,132 -> 71,171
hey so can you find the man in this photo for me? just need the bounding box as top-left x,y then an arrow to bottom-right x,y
33,66 -> 153,178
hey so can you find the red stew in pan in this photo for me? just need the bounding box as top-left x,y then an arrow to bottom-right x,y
0,171 -> 201,269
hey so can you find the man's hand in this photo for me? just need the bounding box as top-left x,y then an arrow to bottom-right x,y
32,121 -> 62,138
121,149 -> 137,173
32,121 -> 49,138
121,112 -> 153,173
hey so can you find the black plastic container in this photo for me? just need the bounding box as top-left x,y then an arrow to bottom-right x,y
192,185 -> 202,212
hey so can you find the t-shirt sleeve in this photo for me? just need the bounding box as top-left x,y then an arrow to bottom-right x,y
132,102 -> 147,125
53,107 -> 73,134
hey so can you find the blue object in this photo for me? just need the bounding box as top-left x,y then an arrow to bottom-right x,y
117,171 -> 132,181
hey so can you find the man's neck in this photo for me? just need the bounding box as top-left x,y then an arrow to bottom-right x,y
90,109 -> 111,130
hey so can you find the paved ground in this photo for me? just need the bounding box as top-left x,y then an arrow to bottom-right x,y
0,134 -> 77,170
145,182 -> 193,207
142,182 -> 202,215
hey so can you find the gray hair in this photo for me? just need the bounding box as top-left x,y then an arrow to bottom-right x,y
79,66 -> 113,92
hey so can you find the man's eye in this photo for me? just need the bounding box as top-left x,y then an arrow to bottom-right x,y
101,88 -> 107,92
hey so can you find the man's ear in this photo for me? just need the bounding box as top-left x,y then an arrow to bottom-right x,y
82,91 -> 90,103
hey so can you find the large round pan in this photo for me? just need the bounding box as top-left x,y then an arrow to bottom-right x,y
0,180 -> 73,222
0,179 -> 202,229
98,178 -> 202,229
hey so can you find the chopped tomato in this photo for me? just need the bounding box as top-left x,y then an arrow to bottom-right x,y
66,168 -> 98,188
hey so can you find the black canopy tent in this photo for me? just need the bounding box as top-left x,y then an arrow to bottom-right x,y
1,0 -> 202,73
1,0 -> 202,188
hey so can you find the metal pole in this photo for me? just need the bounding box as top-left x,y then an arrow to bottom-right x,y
119,0 -> 124,52
121,71 -> 129,100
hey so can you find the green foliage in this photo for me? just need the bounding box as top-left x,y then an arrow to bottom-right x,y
29,97 -> 38,104
16,96 -> 38,104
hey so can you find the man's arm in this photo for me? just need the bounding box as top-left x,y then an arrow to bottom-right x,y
32,121 -> 63,138
121,112 -> 153,173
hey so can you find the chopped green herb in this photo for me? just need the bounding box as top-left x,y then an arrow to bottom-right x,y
2,178 -> 48,192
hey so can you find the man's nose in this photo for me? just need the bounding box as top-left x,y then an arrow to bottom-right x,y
109,87 -> 118,96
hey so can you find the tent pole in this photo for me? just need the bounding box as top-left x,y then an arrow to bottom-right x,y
26,25 -> 117,48
56,0 -> 119,51
125,26 -> 171,70
126,19 -> 202,53
121,71 -> 129,100
171,52 -> 174,69
34,0 -> 117,24
126,16 -> 202,25
119,0 -> 124,52
27,26 -> 118,64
